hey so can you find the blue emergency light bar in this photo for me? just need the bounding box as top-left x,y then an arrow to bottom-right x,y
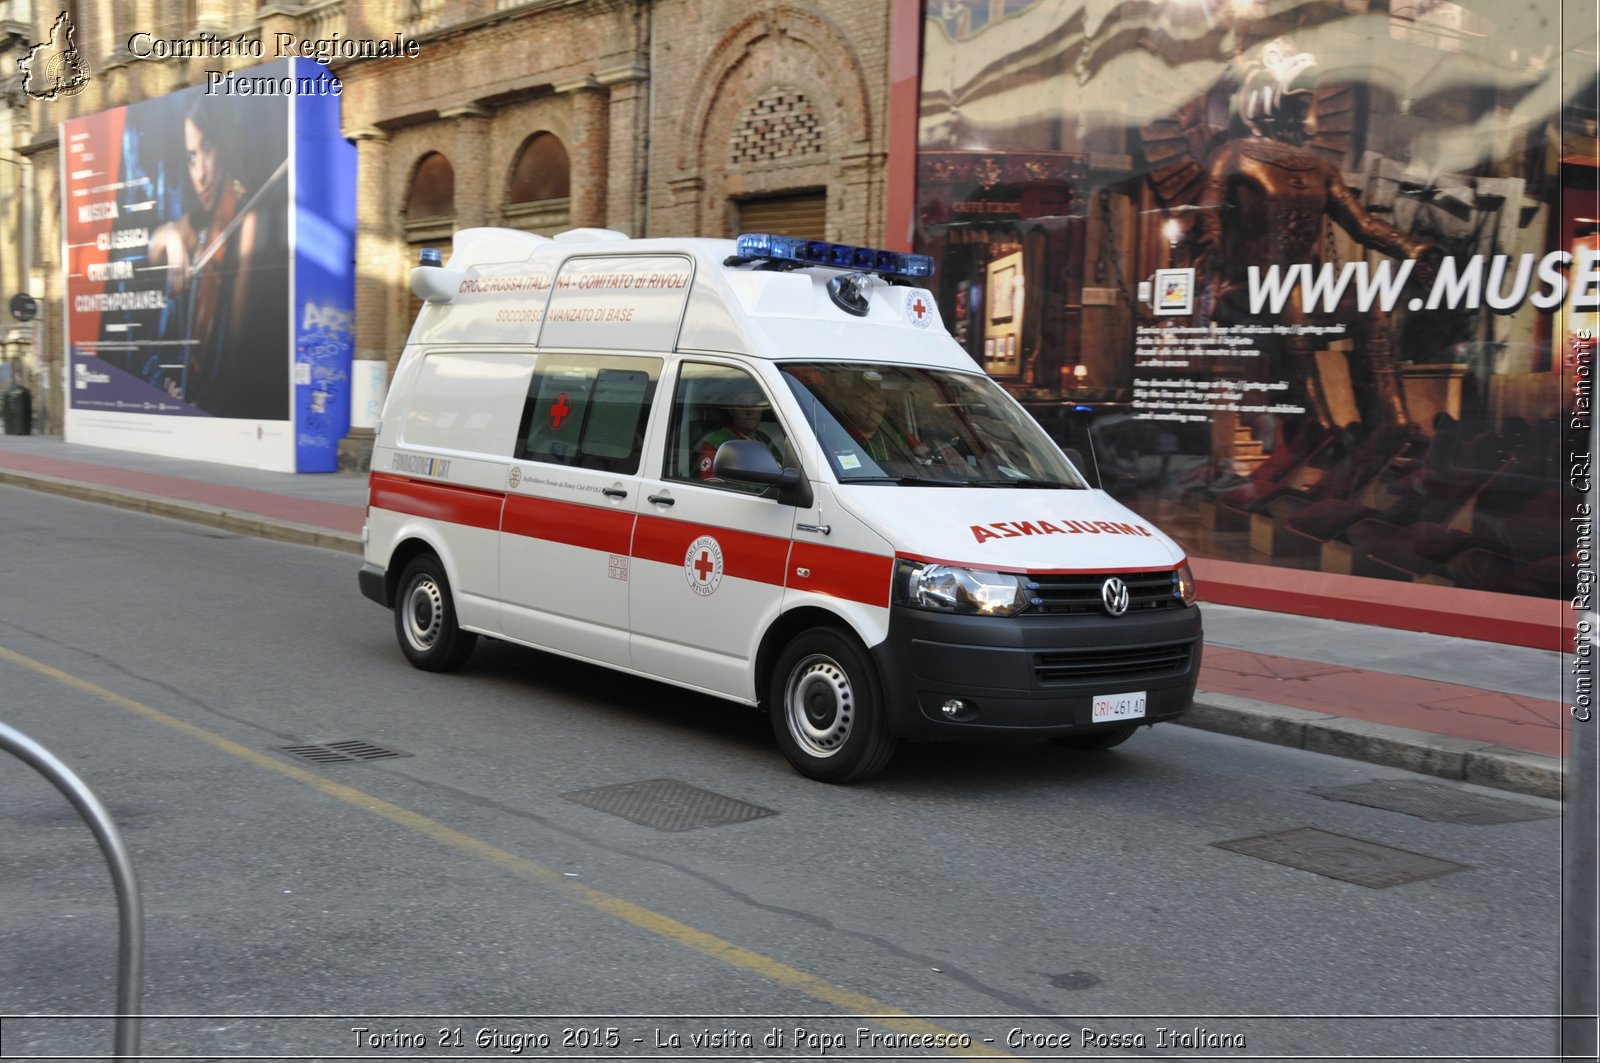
418,247 -> 443,266
732,233 -> 935,280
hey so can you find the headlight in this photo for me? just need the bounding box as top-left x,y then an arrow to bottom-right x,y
1174,561 -> 1197,606
897,561 -> 1030,616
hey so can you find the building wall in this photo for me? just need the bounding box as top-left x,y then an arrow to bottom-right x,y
5,0 -> 894,427
335,0 -> 893,379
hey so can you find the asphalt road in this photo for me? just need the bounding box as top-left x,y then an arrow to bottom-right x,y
0,485 -> 1566,1061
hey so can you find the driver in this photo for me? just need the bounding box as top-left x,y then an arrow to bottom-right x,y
832,372 -> 963,468
694,384 -> 784,479
833,373 -> 913,464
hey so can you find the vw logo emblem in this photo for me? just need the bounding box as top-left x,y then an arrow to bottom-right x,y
1101,577 -> 1130,617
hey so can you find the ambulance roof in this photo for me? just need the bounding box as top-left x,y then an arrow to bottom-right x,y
404,228 -> 973,371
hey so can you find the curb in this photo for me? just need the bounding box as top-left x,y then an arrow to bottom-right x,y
3,468 -> 1567,801
0,469 -> 363,555
1182,693 -> 1564,801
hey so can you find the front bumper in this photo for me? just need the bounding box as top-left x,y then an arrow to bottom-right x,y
358,562 -> 390,607
871,603 -> 1202,739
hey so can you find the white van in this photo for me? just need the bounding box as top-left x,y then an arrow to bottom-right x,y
359,228 -> 1202,782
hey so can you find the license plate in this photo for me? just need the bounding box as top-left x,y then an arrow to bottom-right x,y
1092,691 -> 1146,723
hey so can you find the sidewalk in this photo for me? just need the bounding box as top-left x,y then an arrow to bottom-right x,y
0,434 -> 1568,799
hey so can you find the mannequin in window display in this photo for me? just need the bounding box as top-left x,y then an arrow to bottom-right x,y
1185,37 -> 1440,432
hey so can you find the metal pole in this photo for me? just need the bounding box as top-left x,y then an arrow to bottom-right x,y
0,721 -> 143,1060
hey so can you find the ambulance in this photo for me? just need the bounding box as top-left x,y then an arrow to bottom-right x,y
358,228 -> 1202,782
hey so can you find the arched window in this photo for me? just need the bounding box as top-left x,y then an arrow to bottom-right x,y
502,133 -> 571,234
404,152 -> 456,324
508,133 -> 570,203
406,152 -> 455,222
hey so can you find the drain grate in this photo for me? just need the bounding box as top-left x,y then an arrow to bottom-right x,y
1309,779 -> 1559,825
561,778 -> 777,832
1212,827 -> 1469,888
280,740 -> 411,764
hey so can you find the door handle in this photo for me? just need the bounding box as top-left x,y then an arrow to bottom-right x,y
602,487 -> 628,499
647,493 -> 675,507
796,522 -> 831,535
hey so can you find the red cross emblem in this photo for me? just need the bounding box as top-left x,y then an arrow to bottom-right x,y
906,290 -> 934,328
684,535 -> 723,596
549,393 -> 572,429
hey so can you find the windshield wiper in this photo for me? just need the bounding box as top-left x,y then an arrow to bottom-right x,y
967,478 -> 1082,489
890,475 -> 966,487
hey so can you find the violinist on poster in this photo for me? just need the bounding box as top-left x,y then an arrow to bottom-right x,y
147,100 -> 263,414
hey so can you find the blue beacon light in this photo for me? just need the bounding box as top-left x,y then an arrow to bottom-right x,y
418,247 -> 443,267
732,233 -> 934,280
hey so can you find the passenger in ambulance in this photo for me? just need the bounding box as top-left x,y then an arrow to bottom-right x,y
694,391 -> 784,479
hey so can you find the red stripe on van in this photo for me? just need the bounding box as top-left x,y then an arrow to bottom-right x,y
633,514 -> 791,587
369,473 -> 503,531
790,542 -> 894,608
502,494 -> 636,555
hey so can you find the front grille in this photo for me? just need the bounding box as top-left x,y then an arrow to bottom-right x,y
1034,640 -> 1194,684
1027,570 -> 1180,614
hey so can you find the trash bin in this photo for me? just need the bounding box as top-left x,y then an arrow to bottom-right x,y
3,384 -> 32,435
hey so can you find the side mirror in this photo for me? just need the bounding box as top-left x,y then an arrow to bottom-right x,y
1063,446 -> 1099,488
713,439 -> 801,487
713,439 -> 811,507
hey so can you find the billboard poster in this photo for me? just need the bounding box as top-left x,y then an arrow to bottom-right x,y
916,0 -> 1596,600
61,57 -> 353,471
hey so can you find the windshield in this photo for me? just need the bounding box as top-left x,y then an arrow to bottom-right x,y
779,362 -> 1089,487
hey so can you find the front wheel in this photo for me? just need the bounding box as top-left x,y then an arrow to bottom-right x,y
769,628 -> 897,783
393,555 -> 477,672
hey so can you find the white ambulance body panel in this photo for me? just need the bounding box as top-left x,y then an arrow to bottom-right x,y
361,229 -> 1203,782
837,487 -> 1188,573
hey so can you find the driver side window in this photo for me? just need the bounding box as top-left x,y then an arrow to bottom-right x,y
664,363 -> 789,493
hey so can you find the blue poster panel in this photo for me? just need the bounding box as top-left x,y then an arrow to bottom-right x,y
291,75 -> 356,472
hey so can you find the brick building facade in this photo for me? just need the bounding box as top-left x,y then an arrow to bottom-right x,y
3,0 -> 896,432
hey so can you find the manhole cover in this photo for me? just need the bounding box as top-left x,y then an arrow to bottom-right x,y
280,740 -> 411,764
1212,827 -> 1469,888
1309,779 -> 1558,825
561,778 -> 776,832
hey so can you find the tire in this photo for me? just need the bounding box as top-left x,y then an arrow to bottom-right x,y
1050,724 -> 1138,751
769,627 -> 897,783
393,555 -> 477,672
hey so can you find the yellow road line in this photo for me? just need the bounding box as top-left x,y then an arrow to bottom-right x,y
0,642 -> 1017,1058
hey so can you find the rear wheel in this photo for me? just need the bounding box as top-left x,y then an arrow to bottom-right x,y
769,628 -> 897,783
1050,724 -> 1138,751
393,555 -> 476,672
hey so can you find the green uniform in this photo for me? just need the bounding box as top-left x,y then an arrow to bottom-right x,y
695,425 -> 782,478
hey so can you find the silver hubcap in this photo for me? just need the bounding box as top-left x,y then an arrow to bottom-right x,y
402,574 -> 444,652
784,654 -> 853,759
